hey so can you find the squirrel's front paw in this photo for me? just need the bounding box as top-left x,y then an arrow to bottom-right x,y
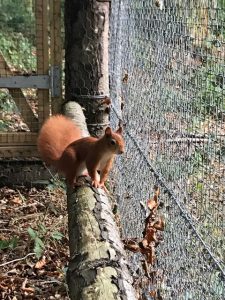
91,180 -> 106,189
92,180 -> 109,193
92,180 -> 100,188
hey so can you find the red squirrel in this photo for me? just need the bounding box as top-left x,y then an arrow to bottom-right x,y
37,114 -> 125,190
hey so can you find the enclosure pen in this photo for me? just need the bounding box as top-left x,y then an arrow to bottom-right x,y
0,0 -> 136,299
1,0 -> 225,299
110,0 -> 225,299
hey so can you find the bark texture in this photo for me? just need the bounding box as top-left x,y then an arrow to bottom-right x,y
63,101 -> 89,137
65,0 -> 110,137
66,182 -> 136,300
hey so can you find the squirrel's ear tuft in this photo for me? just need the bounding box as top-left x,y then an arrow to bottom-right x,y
105,127 -> 112,136
116,126 -> 123,135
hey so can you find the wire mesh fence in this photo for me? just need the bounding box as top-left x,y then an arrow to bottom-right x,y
0,0 -> 37,133
110,0 -> 225,298
0,0 -> 62,159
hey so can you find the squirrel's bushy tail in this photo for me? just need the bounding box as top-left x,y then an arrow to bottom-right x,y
37,115 -> 81,165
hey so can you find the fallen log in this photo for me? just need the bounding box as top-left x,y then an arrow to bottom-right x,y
66,181 -> 136,300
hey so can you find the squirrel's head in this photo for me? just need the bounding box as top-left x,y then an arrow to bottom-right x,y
104,126 -> 125,155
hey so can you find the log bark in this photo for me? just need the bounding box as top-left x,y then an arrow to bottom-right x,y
66,181 -> 136,300
63,103 -> 135,298
63,101 -> 89,138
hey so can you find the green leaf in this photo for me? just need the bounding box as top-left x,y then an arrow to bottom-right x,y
8,237 -> 18,249
35,237 -> 45,249
0,237 -> 18,250
27,227 -> 37,240
34,241 -> 44,259
196,182 -> 203,191
0,239 -> 11,250
33,237 -> 45,259
51,231 -> 64,241
38,224 -> 47,235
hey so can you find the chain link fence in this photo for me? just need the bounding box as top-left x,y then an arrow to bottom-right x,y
109,0 -> 225,299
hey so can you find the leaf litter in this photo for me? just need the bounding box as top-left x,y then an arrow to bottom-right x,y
0,184 -> 70,299
123,186 -> 165,300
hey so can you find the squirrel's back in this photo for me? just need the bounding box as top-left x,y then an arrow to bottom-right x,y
37,114 -> 81,165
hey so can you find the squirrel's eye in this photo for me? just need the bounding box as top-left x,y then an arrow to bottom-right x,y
110,139 -> 116,146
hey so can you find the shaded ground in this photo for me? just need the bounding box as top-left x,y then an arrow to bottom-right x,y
0,182 -> 70,300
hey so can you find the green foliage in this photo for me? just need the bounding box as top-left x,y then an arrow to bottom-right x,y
0,91 -> 18,131
216,0 -> 225,38
192,60 -> 225,118
51,231 -> 64,241
0,237 -> 18,250
27,225 -> 64,259
27,227 -> 45,259
0,32 -> 36,72
0,0 -> 35,41
0,1 -> 36,72
47,177 -> 66,191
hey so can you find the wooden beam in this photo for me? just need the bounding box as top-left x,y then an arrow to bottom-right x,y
0,146 -> 39,158
0,132 -> 38,146
36,0 -> 50,126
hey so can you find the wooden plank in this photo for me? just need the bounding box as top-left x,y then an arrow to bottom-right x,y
0,75 -> 50,89
0,53 -> 38,131
50,0 -> 62,114
0,146 -> 39,158
0,132 -> 38,146
36,0 -> 50,126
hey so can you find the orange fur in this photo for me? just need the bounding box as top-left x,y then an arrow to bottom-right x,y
37,114 -> 125,189
37,115 -> 81,165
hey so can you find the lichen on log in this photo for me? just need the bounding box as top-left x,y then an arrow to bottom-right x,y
66,181 -> 136,300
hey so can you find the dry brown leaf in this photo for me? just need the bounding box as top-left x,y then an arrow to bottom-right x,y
123,239 -> 140,253
10,197 -> 22,205
122,73 -> 129,83
154,185 -> 160,197
0,283 -> 8,290
22,287 -> 35,294
142,260 -> 150,278
147,198 -> 158,210
147,186 -> 160,210
124,185 -> 163,278
149,290 -> 157,298
145,227 -> 157,243
34,256 -> 47,269
146,246 -> 156,265
21,278 -> 28,289
153,217 -> 165,231
141,238 -> 149,249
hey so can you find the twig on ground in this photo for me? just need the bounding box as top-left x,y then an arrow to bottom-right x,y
0,252 -> 36,267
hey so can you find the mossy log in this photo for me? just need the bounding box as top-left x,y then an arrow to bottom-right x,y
66,181 -> 136,300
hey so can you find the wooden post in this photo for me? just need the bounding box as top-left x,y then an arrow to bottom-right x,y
65,0 -> 110,136
36,0 -> 50,126
50,0 -> 62,114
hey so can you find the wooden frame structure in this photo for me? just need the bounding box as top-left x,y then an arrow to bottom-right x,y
0,0 -> 62,158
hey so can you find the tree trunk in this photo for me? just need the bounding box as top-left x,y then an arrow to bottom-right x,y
64,2 -> 135,298
64,0 -> 110,137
